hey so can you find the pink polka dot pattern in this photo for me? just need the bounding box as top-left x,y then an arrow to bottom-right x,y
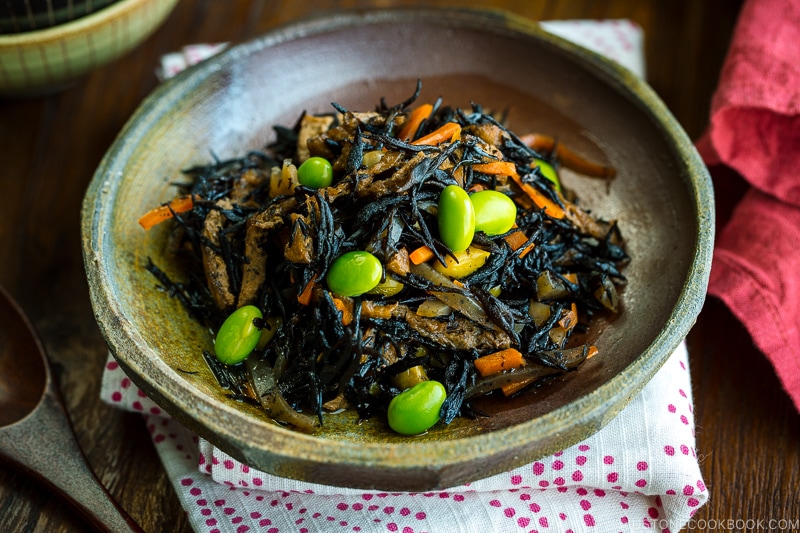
97,24 -> 707,533
100,354 -> 162,413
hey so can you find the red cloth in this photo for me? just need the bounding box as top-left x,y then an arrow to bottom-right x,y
697,0 -> 800,411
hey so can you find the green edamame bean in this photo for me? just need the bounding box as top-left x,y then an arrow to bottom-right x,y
214,305 -> 263,365
326,250 -> 383,297
387,380 -> 447,435
297,156 -> 333,188
534,158 -> 561,191
470,190 -> 517,235
438,185 -> 475,252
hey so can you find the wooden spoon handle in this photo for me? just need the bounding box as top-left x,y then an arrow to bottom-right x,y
0,387 -> 144,533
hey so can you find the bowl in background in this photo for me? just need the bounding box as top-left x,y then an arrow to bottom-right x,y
0,0 -> 178,96
81,8 -> 714,491
0,0 -> 119,34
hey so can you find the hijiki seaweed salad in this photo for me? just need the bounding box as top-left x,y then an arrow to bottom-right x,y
140,83 -> 628,436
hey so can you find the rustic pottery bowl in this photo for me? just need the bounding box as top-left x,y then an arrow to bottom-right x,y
0,0 -> 178,96
82,8 -> 714,491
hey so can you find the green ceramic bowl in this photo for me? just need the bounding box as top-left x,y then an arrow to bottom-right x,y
82,8 -> 714,491
0,0 -> 178,96
0,0 -> 119,34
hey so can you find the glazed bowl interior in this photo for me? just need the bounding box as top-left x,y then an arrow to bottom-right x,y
82,8 -> 713,491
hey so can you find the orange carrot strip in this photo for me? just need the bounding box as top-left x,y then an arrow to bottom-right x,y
409,245 -> 435,265
520,133 -> 616,178
411,122 -> 461,146
563,272 -> 578,284
332,297 -> 354,326
297,275 -> 317,306
508,171 -> 566,219
558,302 -> 579,330
503,230 -> 528,251
586,345 -> 599,359
503,229 -> 536,257
520,133 -> 556,153
474,348 -> 525,377
472,161 -> 517,176
501,376 -> 536,397
519,242 -> 536,259
138,195 -> 194,230
397,103 -> 433,141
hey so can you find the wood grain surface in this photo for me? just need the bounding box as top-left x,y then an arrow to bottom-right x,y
2,1 -> 798,532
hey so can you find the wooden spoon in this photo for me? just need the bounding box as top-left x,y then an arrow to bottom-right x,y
0,285 -> 143,532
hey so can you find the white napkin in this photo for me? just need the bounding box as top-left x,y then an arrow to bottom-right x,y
102,19 -> 708,533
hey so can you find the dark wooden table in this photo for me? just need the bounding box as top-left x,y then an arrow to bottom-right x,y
2,1 -> 798,531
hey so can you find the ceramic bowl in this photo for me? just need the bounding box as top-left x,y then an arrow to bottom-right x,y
0,0 -> 178,96
82,8 -> 714,491
0,0 -> 119,34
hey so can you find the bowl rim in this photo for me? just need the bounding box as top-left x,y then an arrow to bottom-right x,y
82,6 -> 714,486
0,0 -> 165,45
